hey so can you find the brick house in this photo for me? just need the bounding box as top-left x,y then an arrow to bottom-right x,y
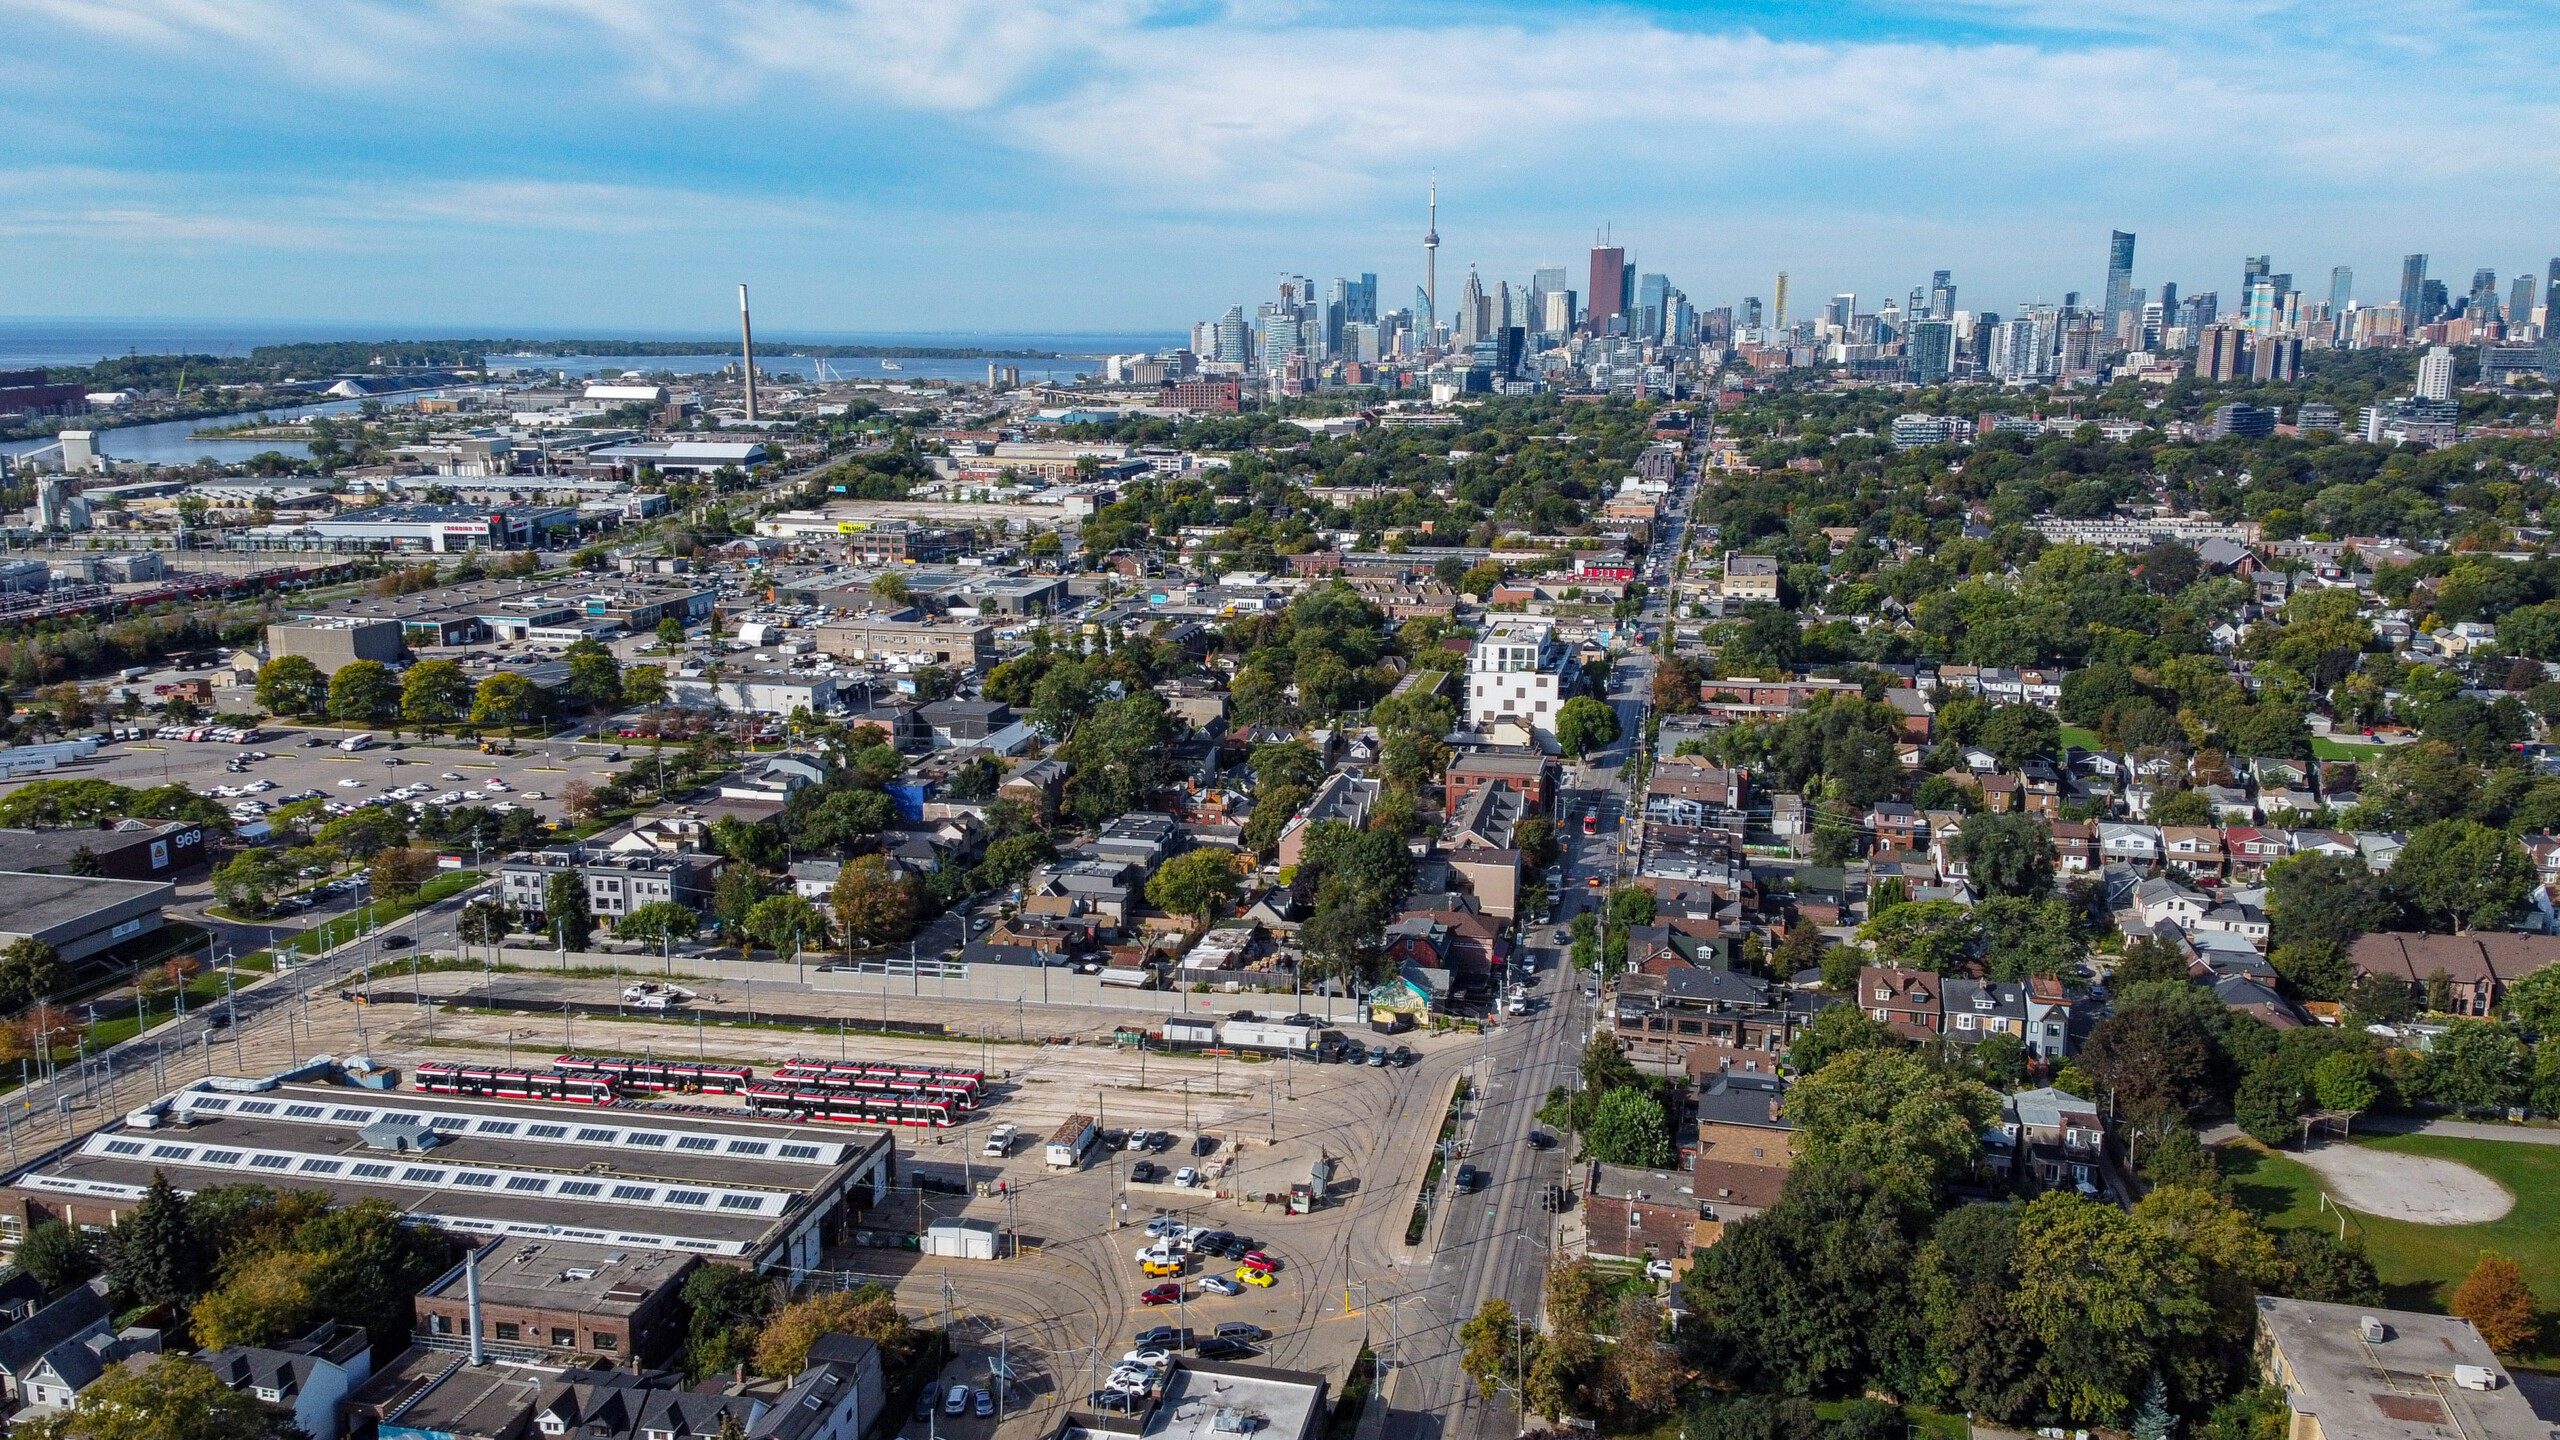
1857,965 -> 1942,1039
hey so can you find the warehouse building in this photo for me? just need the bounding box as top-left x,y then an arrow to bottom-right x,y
0,1080 -> 898,1279
0,819 -> 205,882
410,1237 -> 696,1365
0,872 -> 175,967
265,617 -> 405,670
814,616 -> 997,669
230,503 -> 578,554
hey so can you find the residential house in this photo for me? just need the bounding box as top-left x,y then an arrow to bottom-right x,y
2202,784 -> 2258,824
2222,827 -> 2291,878
2355,832 -> 2407,872
2050,819 -> 2096,874
2195,901 -> 2271,950
1940,977 -> 2029,1048
1275,773 -> 1382,868
204,1321 -> 373,1440
1445,783 -> 1524,851
1021,858 -> 1144,929
1583,1161 -> 1701,1263
2004,1087 -> 2110,1197
1691,1073 -> 1794,1225
999,757 -> 1070,821
1644,761 -> 1749,830
1977,772 -> 2022,815
2160,826 -> 2227,880
2098,821 -> 2163,867
2214,973 -> 2304,1029
1857,965 -> 1942,1039
2017,759 -> 2064,816
746,1333 -> 883,1440
2023,976 -> 2076,1059
0,1280 -> 112,1414
1867,802 -> 1925,856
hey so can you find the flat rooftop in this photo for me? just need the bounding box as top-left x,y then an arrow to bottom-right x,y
4,1081 -> 889,1261
2258,1297 -> 2546,1440
420,1236 -> 692,1312
3,871 -> 173,934
1150,1363 -> 1326,1440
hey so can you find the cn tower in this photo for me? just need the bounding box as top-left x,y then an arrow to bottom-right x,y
1423,176 -> 1439,334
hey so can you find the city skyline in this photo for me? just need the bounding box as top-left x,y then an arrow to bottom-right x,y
4,0 -> 2559,332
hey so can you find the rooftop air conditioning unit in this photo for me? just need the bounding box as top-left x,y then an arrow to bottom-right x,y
2359,1316 -> 2387,1342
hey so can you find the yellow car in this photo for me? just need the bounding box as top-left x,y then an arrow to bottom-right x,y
1142,1258 -> 1185,1278
1235,1266 -> 1275,1289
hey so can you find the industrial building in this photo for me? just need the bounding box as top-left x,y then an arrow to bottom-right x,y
230,503 -> 579,554
813,616 -> 996,669
0,819 -> 206,882
265,617 -> 406,670
0,872 -> 175,967
0,1079 -> 898,1279
410,1237 -> 696,1365
1047,1360 -> 1327,1440
2253,1297 -> 2542,1440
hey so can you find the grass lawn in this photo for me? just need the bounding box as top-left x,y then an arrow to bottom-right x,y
2221,1134 -> 2560,1365
2059,725 -> 2104,752
2311,735 -> 2388,760
242,870 -> 489,969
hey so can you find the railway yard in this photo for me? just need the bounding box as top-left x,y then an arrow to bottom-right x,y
37,935 -> 1575,1440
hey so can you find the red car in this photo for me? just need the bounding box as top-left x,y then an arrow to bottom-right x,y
1239,1251 -> 1277,1273
1139,1283 -> 1182,1306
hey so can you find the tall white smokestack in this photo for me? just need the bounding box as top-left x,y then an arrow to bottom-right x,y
739,283 -> 759,424
465,1243 -> 486,1364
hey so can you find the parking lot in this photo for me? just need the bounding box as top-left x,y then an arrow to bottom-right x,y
0,724 -> 627,828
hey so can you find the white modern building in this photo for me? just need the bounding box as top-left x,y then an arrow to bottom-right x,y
1467,618 -> 1573,751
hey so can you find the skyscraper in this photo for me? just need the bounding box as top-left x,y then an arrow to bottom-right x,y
1741,296 -> 1763,329
2511,274 -> 2537,328
1214,306 -> 1249,365
2102,230 -> 2136,338
1423,179 -> 1440,339
1349,274 -> 1377,325
1824,293 -> 1855,330
1909,318 -> 1954,384
1773,272 -> 1789,332
2546,258 -> 2560,322
2399,254 -> 2428,327
1587,241 -> 1627,334
2469,268 -> 2500,315
2327,266 -> 2353,315
2243,256 -> 2271,299
1637,273 -> 1670,342
1929,270 -> 1955,320
2416,345 -> 2454,401
1457,266 -> 1487,346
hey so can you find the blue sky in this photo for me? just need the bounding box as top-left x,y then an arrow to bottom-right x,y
4,0 -> 2557,336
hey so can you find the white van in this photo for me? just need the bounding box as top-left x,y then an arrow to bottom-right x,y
982,1123 -> 1017,1158
337,733 -> 375,752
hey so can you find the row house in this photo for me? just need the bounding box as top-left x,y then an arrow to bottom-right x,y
1696,676 -> 1867,723
2347,931 -> 2560,1018
1996,1087 -> 2110,1198
1940,976 -> 2078,1059
2223,826 -> 2292,877
1934,665 -> 2068,711
1924,811 -> 1971,882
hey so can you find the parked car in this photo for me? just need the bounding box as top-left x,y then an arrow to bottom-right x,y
1144,1214 -> 1186,1237
973,1390 -> 994,1417
1139,1283 -> 1182,1306
1199,1275 -> 1241,1296
1192,1134 -> 1218,1157
1131,1161 -> 1161,1183
1173,1167 -> 1201,1188
1644,1259 -> 1678,1281
1131,1326 -> 1189,1349
1214,1323 -> 1268,1342
1527,1131 -> 1555,1150
1194,1336 -> 1252,1359
944,1385 -> 969,1416
1235,1266 -> 1275,1288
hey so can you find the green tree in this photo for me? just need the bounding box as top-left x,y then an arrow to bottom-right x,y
2266,853 -> 2395,950
0,936 -> 62,1010
655,616 -> 688,650
1459,1298 -> 1529,1399
1952,812 -> 2056,899
470,671 -> 542,730
1785,1048 -> 2000,1201
2009,1191 -> 2214,1424
2414,1018 -> 2527,1112
1555,696 -> 1621,758
543,869 -> 594,950
746,894 -> 830,956
456,898 -> 510,946
102,1171 -> 203,1307
1979,703 -> 2060,768
623,663 -> 670,708
2310,1050 -> 2381,1114
327,659 -> 399,725
1858,899 -> 1978,972
13,1354 -> 300,1440
253,655 -> 327,716
2271,939 -> 2354,1002
400,658 -> 474,730
2389,819 -> 2535,932
1585,1087 -> 1672,1167
13,1220 -> 95,1291
564,639 -> 624,713
1682,1164 -> 1921,1396
1248,740 -> 1323,794
614,901 -> 700,945
715,865 -> 766,955
1059,692 -> 1177,824
682,1263 -> 776,1381
1146,849 -> 1241,924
